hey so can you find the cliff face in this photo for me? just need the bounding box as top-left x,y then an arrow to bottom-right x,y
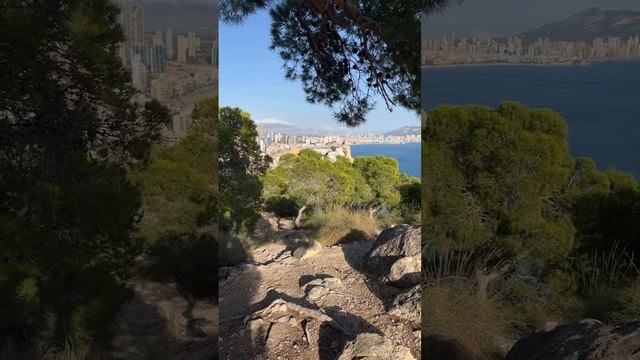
519,8 -> 640,42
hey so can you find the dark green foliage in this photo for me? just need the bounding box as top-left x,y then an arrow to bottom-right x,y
146,234 -> 218,298
133,99 -> 217,245
265,196 -> 299,217
132,98 -> 217,297
423,103 -> 575,263
219,107 -> 270,233
566,158 -> 640,255
422,0 -> 463,15
221,0 -> 420,126
353,156 -> 402,213
422,103 -> 640,343
0,0 -> 169,347
398,174 -> 421,206
263,149 -> 354,212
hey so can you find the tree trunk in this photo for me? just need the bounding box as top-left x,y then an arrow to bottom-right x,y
368,205 -> 380,218
295,205 -> 307,229
475,268 -> 500,301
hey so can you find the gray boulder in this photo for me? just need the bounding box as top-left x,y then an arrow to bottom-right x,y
338,333 -> 415,360
506,319 -> 640,360
388,285 -> 421,324
363,225 -> 421,286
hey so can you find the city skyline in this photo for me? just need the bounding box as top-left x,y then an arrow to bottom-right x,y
116,1 -> 217,142
423,0 -> 640,38
220,11 -> 419,134
423,34 -> 640,66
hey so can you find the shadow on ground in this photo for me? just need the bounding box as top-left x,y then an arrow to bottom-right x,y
340,234 -> 405,311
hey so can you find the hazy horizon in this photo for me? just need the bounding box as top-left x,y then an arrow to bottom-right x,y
423,0 -> 640,38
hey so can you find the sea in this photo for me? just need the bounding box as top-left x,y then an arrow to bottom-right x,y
422,60 -> 640,178
351,142 -> 421,178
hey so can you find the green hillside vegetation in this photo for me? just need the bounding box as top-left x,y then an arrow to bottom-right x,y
131,98 -> 218,296
422,102 -> 640,359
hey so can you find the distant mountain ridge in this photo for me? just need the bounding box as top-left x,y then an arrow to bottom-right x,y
256,123 -> 419,136
518,7 -> 640,42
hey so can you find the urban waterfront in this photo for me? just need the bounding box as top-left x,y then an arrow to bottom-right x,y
423,60 -> 640,177
422,33 -> 640,66
351,143 -> 421,178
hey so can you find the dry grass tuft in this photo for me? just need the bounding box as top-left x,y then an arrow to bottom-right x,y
423,284 -> 509,360
309,208 -> 379,246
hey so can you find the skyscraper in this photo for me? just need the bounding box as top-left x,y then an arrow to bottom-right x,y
165,28 -> 174,60
152,31 -> 163,46
130,44 -> 167,73
119,3 -> 144,44
131,54 -> 149,92
188,31 -> 197,58
177,35 -> 189,63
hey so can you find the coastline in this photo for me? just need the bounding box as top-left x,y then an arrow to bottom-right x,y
422,57 -> 640,70
349,141 -> 420,146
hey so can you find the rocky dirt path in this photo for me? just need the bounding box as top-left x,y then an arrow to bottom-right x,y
218,230 -> 421,360
109,279 -> 218,360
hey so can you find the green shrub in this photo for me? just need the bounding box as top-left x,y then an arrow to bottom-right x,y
308,208 -> 379,246
218,232 -> 252,266
609,278 -> 640,323
0,338 -> 95,360
146,234 -> 217,297
264,197 -> 299,217
496,277 -> 561,331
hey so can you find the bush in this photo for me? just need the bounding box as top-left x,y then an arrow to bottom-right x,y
308,208 -> 379,246
609,278 -> 640,323
423,284 -> 509,360
146,234 -> 217,297
218,232 -> 253,266
264,197 -> 299,217
0,338 -> 94,360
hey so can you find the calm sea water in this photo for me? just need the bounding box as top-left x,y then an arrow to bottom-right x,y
422,60 -> 640,178
351,142 -> 421,178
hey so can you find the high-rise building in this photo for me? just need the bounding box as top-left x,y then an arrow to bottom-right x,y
187,31 -> 197,58
119,4 -> 144,44
177,35 -> 189,63
152,31 -> 164,46
165,28 -> 174,60
130,44 -> 167,73
151,75 -> 172,103
131,54 -> 149,92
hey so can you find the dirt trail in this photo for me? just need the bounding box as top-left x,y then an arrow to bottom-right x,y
218,232 -> 421,360
109,279 -> 218,360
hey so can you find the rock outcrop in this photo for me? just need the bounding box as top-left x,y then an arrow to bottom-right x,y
506,319 -> 640,360
388,285 -> 421,324
363,225 -> 421,288
338,333 -> 416,360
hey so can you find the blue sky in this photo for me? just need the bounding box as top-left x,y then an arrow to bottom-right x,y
219,11 -> 419,134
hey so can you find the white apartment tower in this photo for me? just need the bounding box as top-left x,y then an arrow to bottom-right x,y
152,31 -> 164,46
131,54 -> 149,92
119,4 -> 144,44
177,35 -> 189,63
165,28 -> 174,60
188,31 -> 197,58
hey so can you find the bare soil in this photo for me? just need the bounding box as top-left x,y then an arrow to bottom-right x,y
218,232 -> 421,360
